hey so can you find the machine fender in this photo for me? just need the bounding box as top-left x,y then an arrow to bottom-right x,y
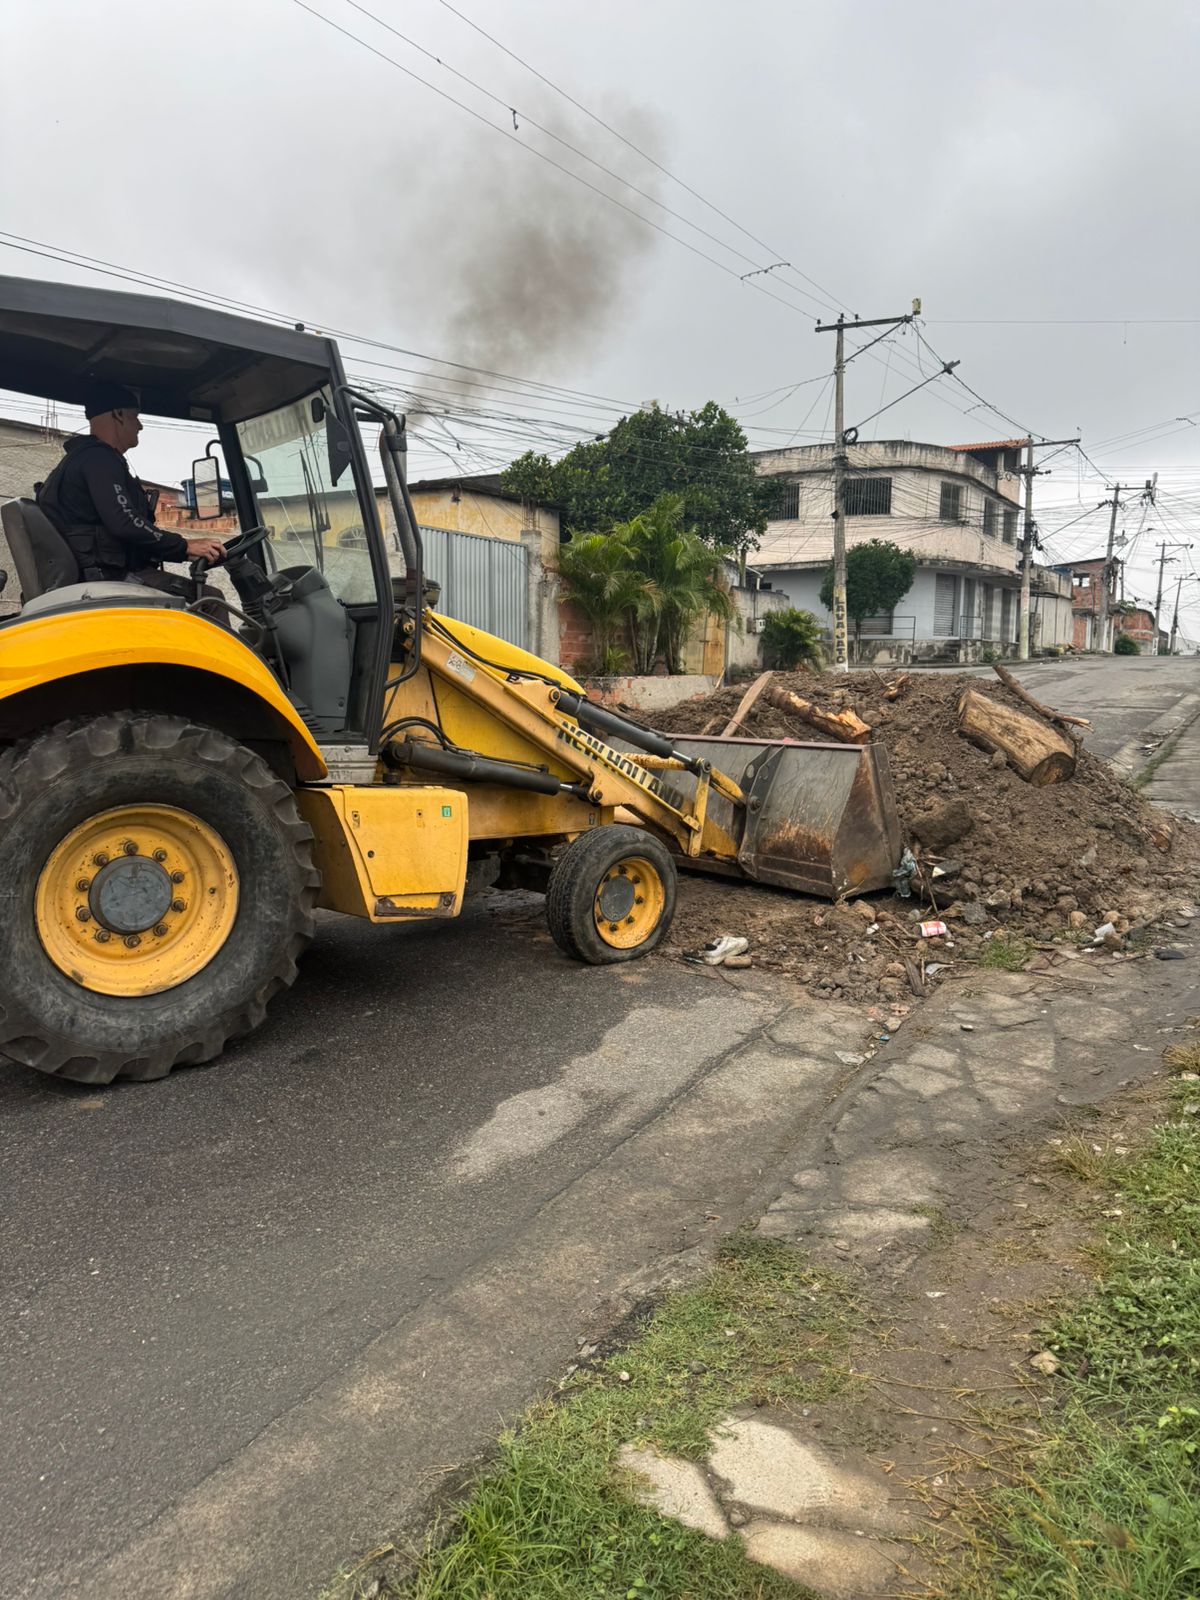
0,606 -> 326,780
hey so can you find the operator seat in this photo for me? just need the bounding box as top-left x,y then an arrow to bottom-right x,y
1,499 -> 181,616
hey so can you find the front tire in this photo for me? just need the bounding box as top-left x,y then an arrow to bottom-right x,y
546,825 -> 676,964
0,714 -> 319,1084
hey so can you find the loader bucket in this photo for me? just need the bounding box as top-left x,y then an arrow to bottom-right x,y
660,736 -> 902,899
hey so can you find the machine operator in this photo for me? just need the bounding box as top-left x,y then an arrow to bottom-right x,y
36,383 -> 225,599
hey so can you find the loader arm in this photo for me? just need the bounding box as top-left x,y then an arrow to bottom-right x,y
391,613 -> 747,863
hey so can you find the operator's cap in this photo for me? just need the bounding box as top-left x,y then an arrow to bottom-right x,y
84,382 -> 140,420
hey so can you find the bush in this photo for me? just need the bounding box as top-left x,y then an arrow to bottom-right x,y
1114,631 -> 1141,655
761,608 -> 823,670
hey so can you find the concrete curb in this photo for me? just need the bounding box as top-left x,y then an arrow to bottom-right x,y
1110,688 -> 1200,779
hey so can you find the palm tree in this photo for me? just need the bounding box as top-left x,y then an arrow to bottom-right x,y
621,494 -> 736,673
555,527 -> 639,672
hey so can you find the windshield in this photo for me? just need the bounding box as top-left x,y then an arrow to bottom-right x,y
236,390 -> 377,605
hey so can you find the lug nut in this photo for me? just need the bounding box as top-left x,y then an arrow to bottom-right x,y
153,849 -> 168,862
171,899 -> 186,913
93,851 -> 109,867
123,840 -> 139,856
74,907 -> 90,922
123,934 -> 141,949
76,877 -> 91,892
153,923 -> 169,937
170,871 -> 185,884
94,929 -> 111,944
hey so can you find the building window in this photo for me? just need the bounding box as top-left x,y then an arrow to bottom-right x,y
1002,508 -> 1017,544
982,499 -> 997,538
939,481 -> 963,522
771,480 -> 799,520
843,477 -> 892,516
337,525 -> 368,549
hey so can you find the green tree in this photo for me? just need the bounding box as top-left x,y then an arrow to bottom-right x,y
501,403 -> 772,556
761,608 -> 823,670
820,539 -> 916,658
618,493 -> 736,673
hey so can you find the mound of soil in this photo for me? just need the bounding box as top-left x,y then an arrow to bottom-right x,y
646,670 -> 1200,1006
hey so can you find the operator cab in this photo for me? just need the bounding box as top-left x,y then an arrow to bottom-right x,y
0,273 -> 414,747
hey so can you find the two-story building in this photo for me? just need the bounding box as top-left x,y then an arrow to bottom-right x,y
750,437 -> 1063,661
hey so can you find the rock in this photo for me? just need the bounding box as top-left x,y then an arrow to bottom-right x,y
728,1508 -> 748,1528
962,903 -> 988,927
910,799 -> 974,852
1156,948 -> 1187,961
1056,895 -> 1079,915
1103,931 -> 1124,951
723,954 -> 753,969
884,962 -> 906,978
851,900 -> 876,921
985,891 -> 1011,911
1029,1350 -> 1060,1376
689,1359 -> 709,1375
1068,911 -> 1087,930
990,748 -> 1007,769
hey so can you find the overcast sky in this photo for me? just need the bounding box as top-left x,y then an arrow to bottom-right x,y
4,0 -> 1200,633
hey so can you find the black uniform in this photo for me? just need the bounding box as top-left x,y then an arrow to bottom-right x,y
36,436 -> 189,581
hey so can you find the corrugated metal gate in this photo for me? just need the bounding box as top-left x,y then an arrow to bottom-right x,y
419,524 -> 529,648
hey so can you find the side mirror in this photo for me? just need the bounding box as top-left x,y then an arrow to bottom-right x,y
192,455 -> 223,519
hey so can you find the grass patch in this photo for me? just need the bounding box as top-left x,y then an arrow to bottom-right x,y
1133,731 -> 1183,790
951,1117 -> 1200,1599
393,1236 -> 856,1600
977,934 -> 1034,971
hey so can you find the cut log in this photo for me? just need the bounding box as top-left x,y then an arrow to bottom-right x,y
885,673 -> 911,701
721,670 -> 773,736
991,662 -> 1091,730
765,684 -> 871,744
957,688 -> 1076,785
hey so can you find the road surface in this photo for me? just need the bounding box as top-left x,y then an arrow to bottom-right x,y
2,655 -> 1198,1599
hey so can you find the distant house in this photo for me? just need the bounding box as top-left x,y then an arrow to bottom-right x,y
749,437 -> 1070,661
1057,556 -> 1116,651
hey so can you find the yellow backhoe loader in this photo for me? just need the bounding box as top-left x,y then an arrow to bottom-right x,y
0,275 -> 901,1084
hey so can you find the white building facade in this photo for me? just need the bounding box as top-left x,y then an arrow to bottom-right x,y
751,438 -> 1068,662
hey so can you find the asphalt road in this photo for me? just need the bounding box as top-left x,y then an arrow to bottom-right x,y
3,655 -> 1199,1599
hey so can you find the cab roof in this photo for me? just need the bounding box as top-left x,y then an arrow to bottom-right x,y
0,274 -> 337,424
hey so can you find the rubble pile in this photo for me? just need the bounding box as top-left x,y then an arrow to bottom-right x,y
651,671 -> 1200,1005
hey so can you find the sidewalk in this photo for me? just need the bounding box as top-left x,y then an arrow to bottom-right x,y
1143,699 -> 1200,820
618,935 -> 1200,1596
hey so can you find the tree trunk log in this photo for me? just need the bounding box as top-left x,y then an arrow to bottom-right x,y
957,688 -> 1076,784
721,671 -> 774,736
765,685 -> 871,744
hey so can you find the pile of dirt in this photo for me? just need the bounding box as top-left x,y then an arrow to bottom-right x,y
647,670 -> 1200,1007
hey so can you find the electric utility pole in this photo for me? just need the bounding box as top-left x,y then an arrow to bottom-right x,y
1096,486 -> 1124,653
815,309 -> 917,671
1169,571 -> 1185,656
1152,539 -> 1190,656
1016,437 -> 1079,661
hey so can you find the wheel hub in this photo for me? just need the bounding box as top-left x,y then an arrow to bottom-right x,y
36,804 -> 239,997
88,856 -> 174,935
596,872 -> 636,923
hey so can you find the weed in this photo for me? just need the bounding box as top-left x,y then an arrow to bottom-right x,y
1053,1135 -> 1126,1184
1163,1040 -> 1200,1074
396,1236 -> 854,1599
977,935 -> 1034,971
911,1204 -> 956,1247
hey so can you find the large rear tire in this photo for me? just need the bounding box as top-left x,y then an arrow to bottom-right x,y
0,714 -> 320,1084
546,825 -> 676,964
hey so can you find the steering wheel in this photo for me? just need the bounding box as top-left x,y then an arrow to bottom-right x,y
189,523 -> 272,581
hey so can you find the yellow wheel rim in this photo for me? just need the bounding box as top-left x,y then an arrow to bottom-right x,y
36,804 -> 239,997
593,855 -> 665,950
